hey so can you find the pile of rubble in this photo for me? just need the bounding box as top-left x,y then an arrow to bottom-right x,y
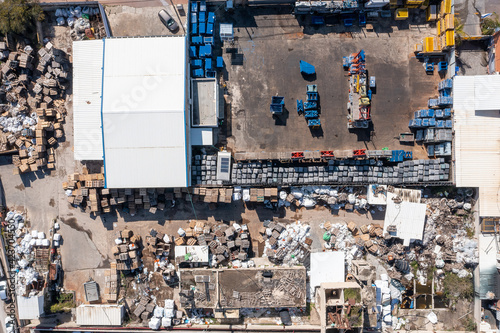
176,221 -> 253,267
0,41 -> 70,173
145,229 -> 175,283
193,154 -> 451,185
133,296 -> 183,327
3,211 -> 53,297
112,229 -> 143,271
54,6 -> 105,40
262,221 -> 312,266
321,193 -> 478,284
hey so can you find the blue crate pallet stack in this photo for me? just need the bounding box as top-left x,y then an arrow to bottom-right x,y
408,79 -> 453,157
296,85 -> 321,128
190,1 -> 215,79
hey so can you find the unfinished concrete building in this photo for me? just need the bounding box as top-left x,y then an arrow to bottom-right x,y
316,282 -> 363,333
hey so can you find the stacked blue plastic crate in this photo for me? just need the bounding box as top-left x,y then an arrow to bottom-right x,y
190,1 -> 215,78
409,79 -> 454,157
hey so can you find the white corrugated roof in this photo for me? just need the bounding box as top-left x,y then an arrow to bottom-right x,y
474,75 -> 500,110
73,40 -> 104,161
76,305 -> 124,326
17,294 -> 44,320
310,251 -> 345,296
383,200 -> 427,246
100,37 -> 189,188
454,75 -> 500,217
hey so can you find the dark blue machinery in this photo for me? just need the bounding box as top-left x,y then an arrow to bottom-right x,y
191,12 -> 197,23
311,16 -> 325,25
208,12 -> 215,24
304,101 -> 317,110
204,36 -> 213,44
189,46 -> 197,57
308,119 -> 321,128
191,23 -> 198,35
191,59 -> 203,68
199,11 -> 206,22
300,60 -> 316,75
199,22 -> 206,34
206,23 -> 214,35
359,12 -> 366,26
191,36 -> 203,45
296,100 -> 304,115
206,71 -> 216,78
425,63 -> 434,74
199,0 -> 206,11
193,68 -> 204,77
304,110 -> 319,119
216,56 -> 224,68
270,96 -> 285,114
438,61 -> 448,72
307,84 -> 318,101
205,58 -> 212,71
191,1 -> 198,13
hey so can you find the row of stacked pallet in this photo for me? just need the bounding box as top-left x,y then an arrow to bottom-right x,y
189,1 -> 216,78
414,0 -> 454,54
408,78 -> 453,157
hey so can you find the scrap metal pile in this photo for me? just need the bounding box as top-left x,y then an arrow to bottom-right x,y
262,220 -> 312,266
177,221 -> 253,267
321,193 -> 477,285
0,41 -> 69,173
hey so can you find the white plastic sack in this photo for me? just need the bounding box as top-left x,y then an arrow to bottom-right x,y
37,232 -> 45,239
177,228 -> 185,237
67,17 -> 75,27
301,197 -> 316,207
348,194 -> 356,204
232,192 -> 242,201
114,238 -> 123,245
164,299 -> 175,309
427,311 -> 438,324
279,191 -> 287,200
164,308 -> 175,318
41,239 -> 50,246
161,317 -> 172,327
242,189 -> 250,202
149,317 -> 161,330
153,306 -> 164,318
54,233 -> 61,241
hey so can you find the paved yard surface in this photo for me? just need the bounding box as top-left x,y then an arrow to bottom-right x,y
219,8 -> 439,159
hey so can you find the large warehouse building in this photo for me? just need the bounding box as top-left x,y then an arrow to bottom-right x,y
73,37 -> 191,188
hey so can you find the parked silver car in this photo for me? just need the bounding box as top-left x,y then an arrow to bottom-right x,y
158,9 -> 179,33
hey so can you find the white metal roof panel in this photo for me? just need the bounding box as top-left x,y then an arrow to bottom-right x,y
474,75 -> 500,110
17,295 -> 44,320
383,201 -> 427,246
310,252 -> 345,296
72,40 -> 104,161
454,76 -> 500,217
101,37 -> 188,188
76,305 -> 124,326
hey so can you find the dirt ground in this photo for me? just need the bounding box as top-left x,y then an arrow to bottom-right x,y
218,7 -> 440,159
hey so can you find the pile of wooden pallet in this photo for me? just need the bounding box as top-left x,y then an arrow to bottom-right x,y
63,168 -> 105,214
103,262 -> 119,302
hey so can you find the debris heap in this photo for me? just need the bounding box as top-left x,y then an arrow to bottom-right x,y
0,41 -> 70,173
262,221 -> 312,266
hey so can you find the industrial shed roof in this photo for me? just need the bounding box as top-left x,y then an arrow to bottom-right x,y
72,37 -> 190,188
76,305 -> 124,326
454,75 -> 500,217
73,40 -> 104,161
